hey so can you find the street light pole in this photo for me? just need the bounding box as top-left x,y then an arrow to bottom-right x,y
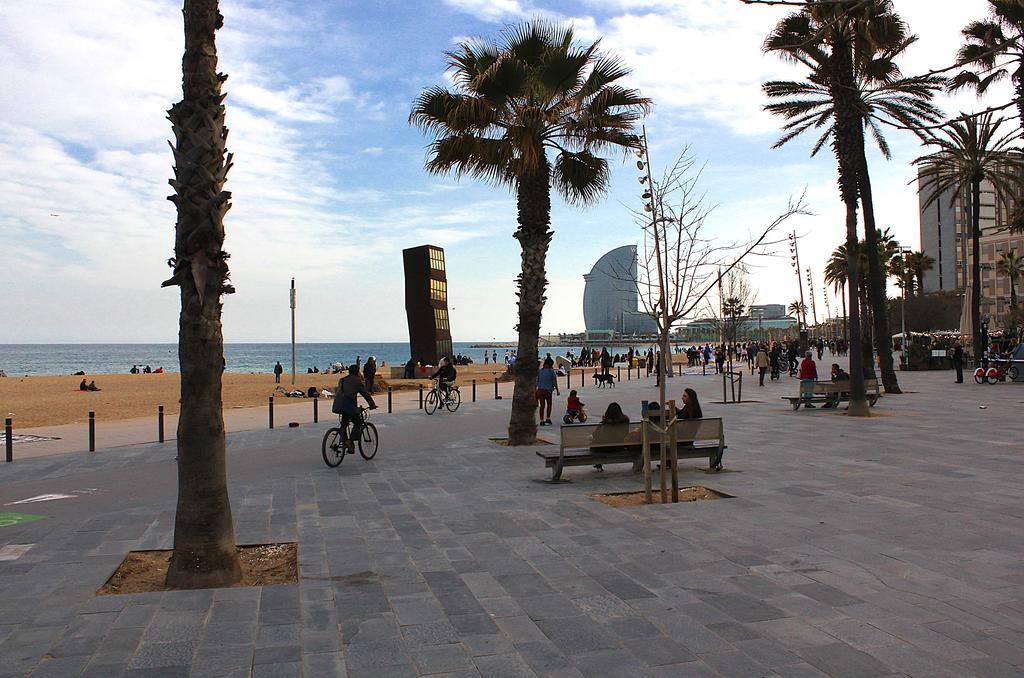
290,277 -> 296,385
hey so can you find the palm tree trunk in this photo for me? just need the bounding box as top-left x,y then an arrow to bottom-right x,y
830,39 -> 869,416
971,176 -> 983,361
857,154 -> 901,393
507,159 -> 552,445
164,0 -> 242,589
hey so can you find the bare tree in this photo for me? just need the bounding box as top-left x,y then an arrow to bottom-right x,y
702,267 -> 757,347
618,143 -> 808,501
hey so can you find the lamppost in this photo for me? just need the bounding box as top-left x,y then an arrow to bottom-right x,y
898,247 -> 910,369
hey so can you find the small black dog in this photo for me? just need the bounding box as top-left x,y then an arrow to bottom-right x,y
593,373 -> 616,388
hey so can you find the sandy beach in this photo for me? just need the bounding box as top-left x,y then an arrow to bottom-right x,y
0,364 -> 513,428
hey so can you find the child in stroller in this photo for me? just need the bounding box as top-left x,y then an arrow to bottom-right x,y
562,390 -> 587,424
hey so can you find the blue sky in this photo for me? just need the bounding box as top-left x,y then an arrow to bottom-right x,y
0,0 -> 1003,343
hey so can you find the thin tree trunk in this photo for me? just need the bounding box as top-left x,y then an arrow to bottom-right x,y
507,159 -> 552,445
971,176 -> 983,361
858,153 -> 901,393
165,0 -> 242,588
841,283 -> 847,342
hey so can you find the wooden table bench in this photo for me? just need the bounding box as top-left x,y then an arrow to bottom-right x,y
782,378 -> 880,410
537,418 -> 726,482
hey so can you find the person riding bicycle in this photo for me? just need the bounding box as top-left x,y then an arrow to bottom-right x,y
331,364 -> 377,453
431,357 -> 457,398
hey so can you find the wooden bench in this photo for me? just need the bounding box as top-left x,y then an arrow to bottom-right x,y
537,418 -> 726,482
782,378 -> 880,410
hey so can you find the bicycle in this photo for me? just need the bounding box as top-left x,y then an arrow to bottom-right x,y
974,360 -> 1019,385
424,379 -> 460,415
322,406 -> 378,467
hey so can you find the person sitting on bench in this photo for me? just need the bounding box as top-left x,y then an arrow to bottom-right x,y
590,402 -> 632,470
679,388 -> 703,419
830,364 -> 849,381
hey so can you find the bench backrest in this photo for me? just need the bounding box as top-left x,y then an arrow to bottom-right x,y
802,378 -> 880,395
559,417 -> 723,451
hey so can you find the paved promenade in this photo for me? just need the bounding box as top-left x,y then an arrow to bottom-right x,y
0,364 -> 1022,677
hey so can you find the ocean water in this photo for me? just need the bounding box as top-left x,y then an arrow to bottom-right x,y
0,343 -> 660,376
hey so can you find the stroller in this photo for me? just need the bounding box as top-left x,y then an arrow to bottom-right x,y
562,403 -> 588,424
769,357 -> 781,381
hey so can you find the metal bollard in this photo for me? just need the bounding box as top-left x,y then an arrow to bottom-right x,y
617,366 -> 621,381
5,418 -> 12,463
269,396 -> 274,429
313,397 -> 319,423
88,411 -> 96,452
566,369 -> 571,391
419,384 -> 424,409
158,406 -> 165,443
472,379 -> 476,402
388,386 -> 393,413
494,377 -> 499,399
580,368 -> 584,388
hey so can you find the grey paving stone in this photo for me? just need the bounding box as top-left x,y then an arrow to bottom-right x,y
535,617 -> 614,656
256,622 -> 301,648
517,594 -> 581,621
411,642 -> 474,673
472,651 -> 537,677
253,643 -> 301,665
461,633 -> 516,657
798,642 -> 897,678
570,648 -> 646,677
189,644 -> 253,677
701,592 -> 788,623
627,636 -> 697,667
401,621 -> 460,646
793,582 -> 863,607
252,662 -> 301,678
303,651 -> 347,678
127,641 -> 198,669
202,620 -> 257,646
28,655 -> 89,677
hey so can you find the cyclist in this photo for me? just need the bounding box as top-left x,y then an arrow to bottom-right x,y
431,356 -> 457,399
331,364 -> 377,453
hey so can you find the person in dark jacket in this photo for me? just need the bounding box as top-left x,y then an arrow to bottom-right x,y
363,356 -> 377,393
432,357 -> 457,397
332,365 -> 377,453
952,342 -> 964,383
273,361 -> 284,383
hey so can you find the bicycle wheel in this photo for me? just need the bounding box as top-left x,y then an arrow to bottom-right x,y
322,427 -> 345,467
359,423 -> 379,459
424,390 -> 438,415
974,370 -> 986,385
445,388 -> 461,412
987,370 -> 999,385
1008,366 -> 1019,381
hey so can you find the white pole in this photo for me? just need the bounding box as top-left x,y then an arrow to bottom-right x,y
290,278 -> 296,385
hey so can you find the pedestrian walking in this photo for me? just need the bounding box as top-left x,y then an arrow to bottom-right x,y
363,356 -> 377,392
756,346 -> 770,386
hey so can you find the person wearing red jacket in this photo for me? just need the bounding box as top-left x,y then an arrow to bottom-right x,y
798,351 -> 818,408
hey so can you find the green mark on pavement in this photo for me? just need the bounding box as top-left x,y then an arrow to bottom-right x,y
0,513 -> 45,527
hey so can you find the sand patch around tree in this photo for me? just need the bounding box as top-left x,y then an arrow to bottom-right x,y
97,542 -> 297,595
591,486 -> 731,507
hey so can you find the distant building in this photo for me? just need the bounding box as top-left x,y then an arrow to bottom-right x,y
918,165 -> 1024,321
749,304 -> 786,319
403,245 -> 452,366
583,245 -> 658,335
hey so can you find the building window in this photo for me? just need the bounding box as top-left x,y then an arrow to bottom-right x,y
436,339 -> 452,359
433,307 -> 449,330
429,248 -> 445,272
429,278 -> 447,302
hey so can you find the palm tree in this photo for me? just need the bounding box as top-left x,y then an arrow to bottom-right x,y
161,0 -> 241,588
411,21 -> 650,444
950,0 -> 1024,130
906,251 -> 935,295
824,244 -> 849,340
914,112 -> 1024,360
764,0 -> 943,397
788,300 -> 808,324
996,248 -> 1024,310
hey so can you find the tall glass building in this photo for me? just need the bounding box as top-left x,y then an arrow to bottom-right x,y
583,245 -> 658,334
